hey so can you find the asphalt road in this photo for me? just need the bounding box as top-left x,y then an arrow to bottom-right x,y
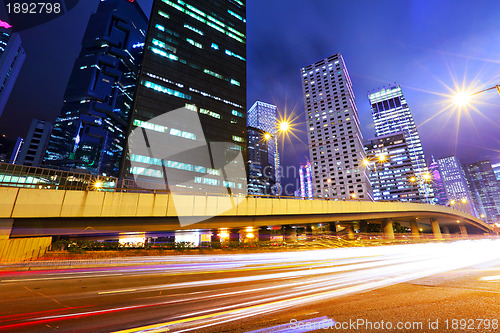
0,240 -> 499,332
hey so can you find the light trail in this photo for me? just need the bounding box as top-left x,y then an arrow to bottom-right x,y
0,240 -> 499,332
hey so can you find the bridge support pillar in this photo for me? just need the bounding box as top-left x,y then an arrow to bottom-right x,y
430,219 -> 443,240
359,221 -> 368,234
459,225 -> 468,238
258,227 -> 271,242
442,226 -> 451,238
382,219 -> 394,240
346,225 -> 355,240
410,219 -> 420,239
283,226 -> 297,242
0,219 -> 13,240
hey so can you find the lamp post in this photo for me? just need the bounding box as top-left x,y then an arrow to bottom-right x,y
453,85 -> 500,107
264,121 -> 289,196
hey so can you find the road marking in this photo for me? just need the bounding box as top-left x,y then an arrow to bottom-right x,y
480,275 -> 500,281
23,286 -> 68,308
99,289 -> 136,295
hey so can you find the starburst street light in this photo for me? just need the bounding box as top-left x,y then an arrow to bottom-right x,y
263,121 -> 292,196
408,172 -> 433,204
453,85 -> 500,107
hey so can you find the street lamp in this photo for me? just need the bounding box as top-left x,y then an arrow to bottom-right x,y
362,154 -> 388,198
453,85 -> 500,107
408,172 -> 432,203
263,121 -> 290,196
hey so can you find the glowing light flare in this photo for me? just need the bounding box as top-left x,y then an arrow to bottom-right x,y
279,122 -> 289,132
263,133 -> 272,140
453,91 -> 472,107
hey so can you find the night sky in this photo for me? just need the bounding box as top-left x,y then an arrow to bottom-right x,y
1,1 -> 499,189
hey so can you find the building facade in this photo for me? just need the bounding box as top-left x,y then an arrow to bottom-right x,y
368,85 -> 432,202
465,160 -> 500,224
247,126 -> 273,194
437,156 -> 476,216
247,101 -> 277,194
43,0 -> 148,177
428,156 -> 448,205
492,162 -> 500,181
364,133 -> 421,202
301,53 -> 371,199
124,0 -> 247,193
298,161 -> 313,198
0,28 -> 26,119
16,119 -> 52,166
9,137 -> 23,164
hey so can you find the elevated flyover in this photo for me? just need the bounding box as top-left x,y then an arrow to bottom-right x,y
0,187 -> 494,239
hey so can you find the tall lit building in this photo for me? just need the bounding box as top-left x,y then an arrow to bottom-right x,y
247,126 -> 273,194
17,119 -> 52,166
247,101 -> 277,195
301,53 -> 371,199
43,0 -> 148,177
124,0 -> 246,191
465,160 -> 500,224
364,133 -> 421,202
298,161 -> 313,198
0,28 -> 26,119
368,85 -> 432,202
9,137 -> 23,164
428,156 -> 448,205
438,156 -> 476,215
492,162 -> 500,181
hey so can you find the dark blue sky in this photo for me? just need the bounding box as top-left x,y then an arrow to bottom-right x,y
1,0 -> 499,182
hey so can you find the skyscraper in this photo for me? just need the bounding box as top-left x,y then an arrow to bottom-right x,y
364,133 -> 421,202
247,126 -> 273,194
368,84 -> 432,202
0,28 -> 26,119
16,119 -> 52,167
428,156 -> 448,206
298,161 -> 313,198
43,0 -> 148,177
492,162 -> 500,181
124,0 -> 246,192
301,54 -> 371,199
247,101 -> 277,194
438,156 -> 476,215
9,137 -> 23,164
465,160 -> 500,224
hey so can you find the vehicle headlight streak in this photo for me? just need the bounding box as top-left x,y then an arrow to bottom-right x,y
2,240 -> 500,332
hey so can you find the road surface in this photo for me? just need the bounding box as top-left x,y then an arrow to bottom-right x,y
1,240 -> 499,332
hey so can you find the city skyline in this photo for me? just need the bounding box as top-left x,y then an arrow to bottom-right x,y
0,1 -> 499,187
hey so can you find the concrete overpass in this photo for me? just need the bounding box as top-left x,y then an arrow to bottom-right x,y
0,187 -> 494,241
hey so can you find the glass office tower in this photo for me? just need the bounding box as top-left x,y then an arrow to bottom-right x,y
247,101 -> 277,194
44,0 -> 148,177
301,53 -> 371,199
438,155 -> 477,216
465,160 -> 500,224
247,126 -> 273,194
428,156 -> 448,206
364,132 -> 421,202
124,0 -> 246,192
368,84 -> 432,202
299,161 -> 313,198
0,28 -> 26,119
